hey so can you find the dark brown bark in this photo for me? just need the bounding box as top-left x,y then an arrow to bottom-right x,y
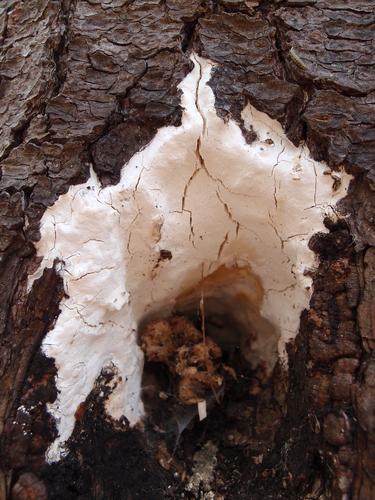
0,1 -> 375,499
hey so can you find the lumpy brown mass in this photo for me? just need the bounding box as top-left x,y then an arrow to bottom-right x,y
141,316 -> 225,405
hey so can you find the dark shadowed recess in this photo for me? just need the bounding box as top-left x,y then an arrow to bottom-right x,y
0,0 -> 375,499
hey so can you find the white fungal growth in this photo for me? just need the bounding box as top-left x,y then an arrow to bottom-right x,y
31,54 -> 351,461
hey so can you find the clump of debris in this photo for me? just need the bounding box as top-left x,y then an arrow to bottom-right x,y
185,441 -> 219,498
140,316 -> 231,411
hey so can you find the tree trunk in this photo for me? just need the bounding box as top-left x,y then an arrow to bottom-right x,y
1,1 -> 375,499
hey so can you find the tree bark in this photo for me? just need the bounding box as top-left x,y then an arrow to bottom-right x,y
1,1 -> 375,499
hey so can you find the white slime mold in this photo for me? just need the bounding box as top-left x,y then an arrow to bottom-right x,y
30,54 -> 351,461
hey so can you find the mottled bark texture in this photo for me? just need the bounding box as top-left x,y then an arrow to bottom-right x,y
0,0 -> 374,499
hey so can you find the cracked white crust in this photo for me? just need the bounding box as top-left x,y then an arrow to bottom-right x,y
30,54 -> 351,461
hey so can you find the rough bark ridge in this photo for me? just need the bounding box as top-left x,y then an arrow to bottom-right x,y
0,0 -> 374,498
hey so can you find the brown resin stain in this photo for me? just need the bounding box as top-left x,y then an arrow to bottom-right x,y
175,264 -> 264,312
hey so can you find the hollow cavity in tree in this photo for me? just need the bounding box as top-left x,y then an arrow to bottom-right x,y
29,53 -> 351,462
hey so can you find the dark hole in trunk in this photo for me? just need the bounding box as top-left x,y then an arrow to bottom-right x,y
138,266 -> 288,495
